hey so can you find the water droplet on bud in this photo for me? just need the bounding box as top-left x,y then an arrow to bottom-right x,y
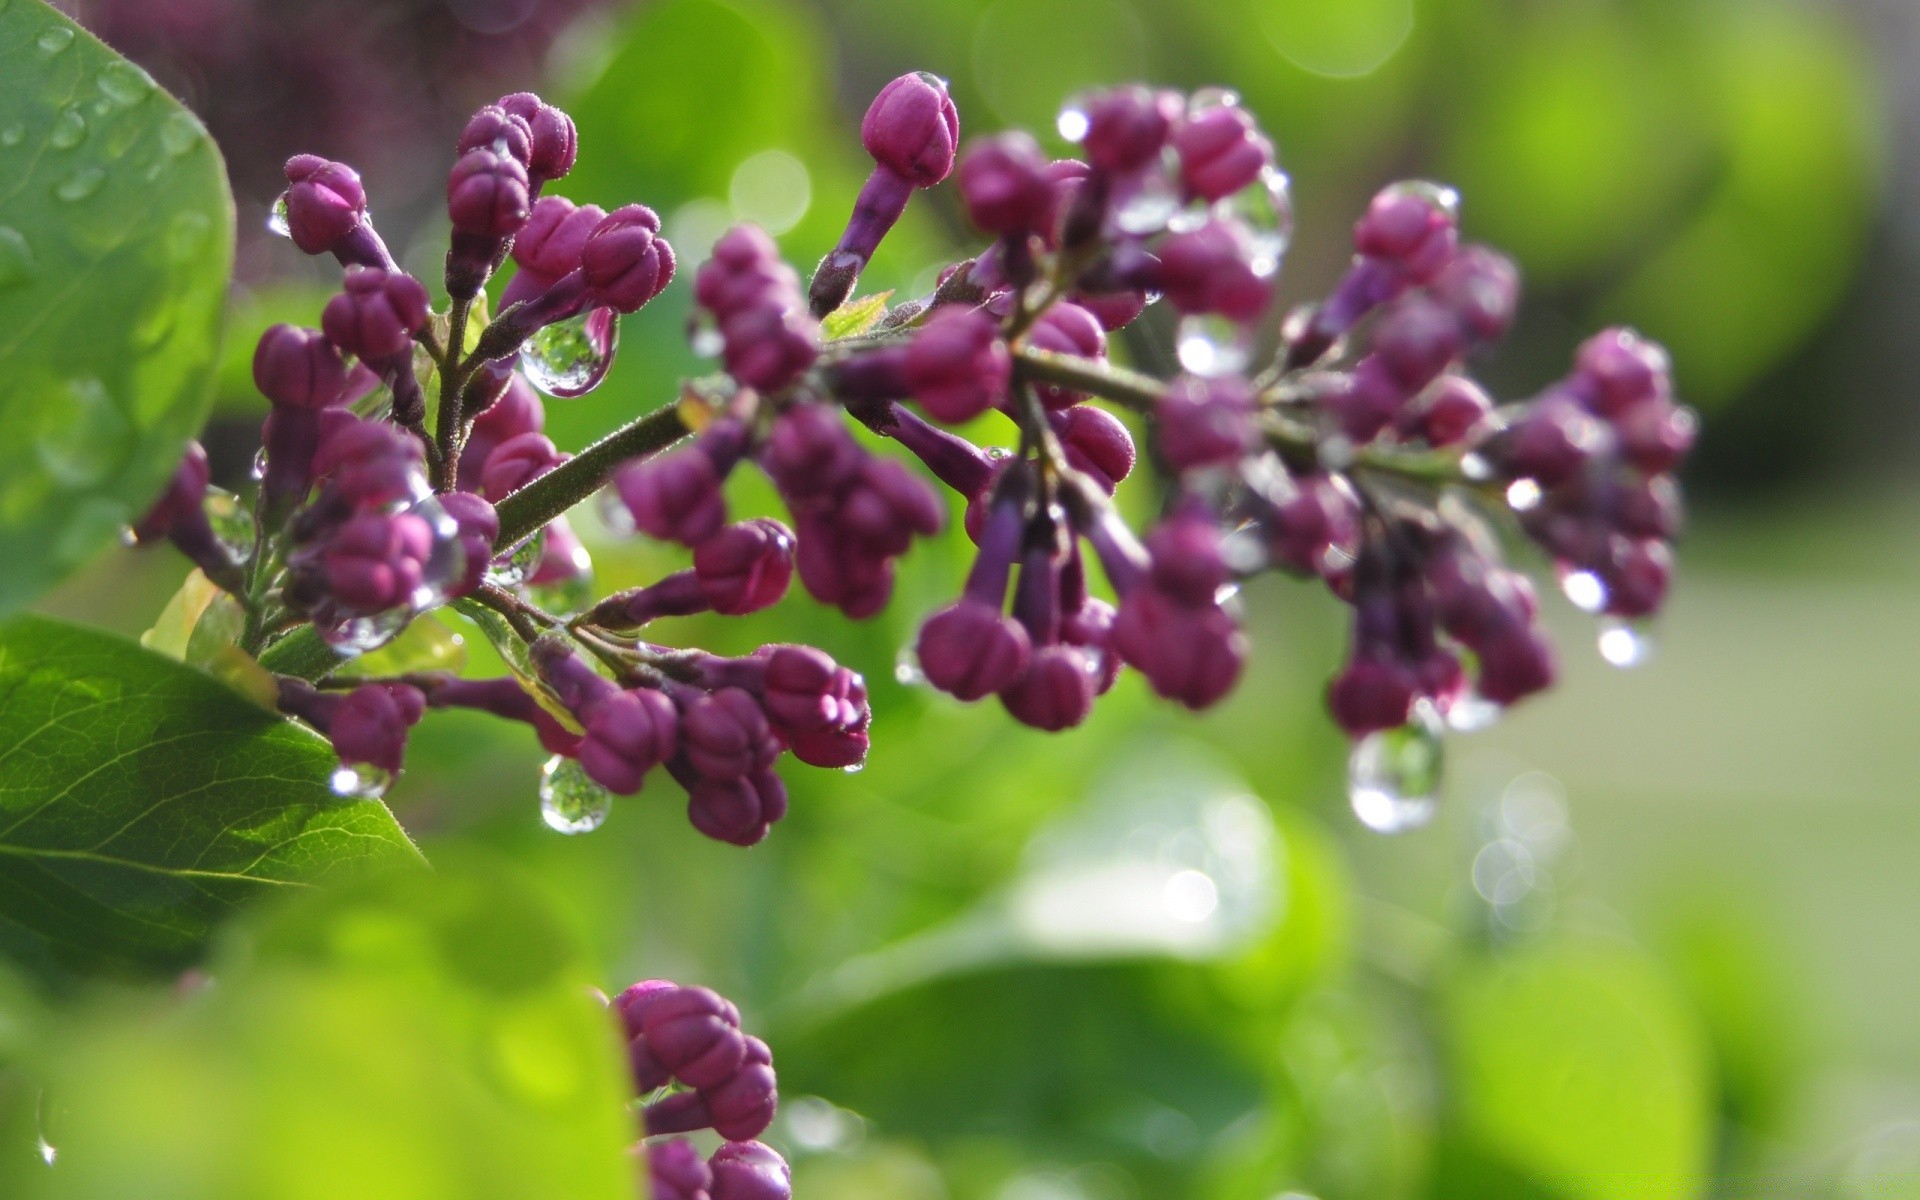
267,195 -> 291,238
1445,690 -> 1502,733
1505,478 -> 1542,511
1558,568 -> 1607,614
316,608 -> 411,656
1226,167 -> 1293,276
1597,619 -> 1652,668
1112,162 -> 1181,236
520,308 -> 619,398
201,486 -> 255,561
1176,314 -> 1252,377
330,761 -> 394,799
487,528 -> 545,589
841,761 -> 866,774
1348,702 -> 1443,834
1056,95 -> 1092,143
250,447 -> 268,481
893,642 -> 927,688
540,756 -> 612,833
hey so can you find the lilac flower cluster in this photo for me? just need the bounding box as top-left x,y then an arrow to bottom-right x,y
133,70 -> 1694,850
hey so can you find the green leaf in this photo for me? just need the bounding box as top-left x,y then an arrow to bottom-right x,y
0,1 -> 234,617
821,291 -> 893,340
0,616 -> 422,983
1440,938 -> 1713,1200
6,862 -> 636,1200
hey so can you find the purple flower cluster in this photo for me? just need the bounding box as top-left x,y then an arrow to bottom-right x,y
614,980 -> 790,1200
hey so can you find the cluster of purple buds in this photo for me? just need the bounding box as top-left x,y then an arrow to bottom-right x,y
613,980 -> 789,1200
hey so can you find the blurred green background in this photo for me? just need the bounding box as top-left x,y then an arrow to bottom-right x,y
20,0 -> 1920,1195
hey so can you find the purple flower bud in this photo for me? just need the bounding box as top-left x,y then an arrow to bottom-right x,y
1063,597 -> 1121,695
1110,589 -> 1246,709
781,665 -> 870,768
709,1142 -> 791,1200
282,155 -> 366,256
1155,220 -> 1272,321
1079,85 -> 1181,174
760,405 -> 862,499
1326,358 -> 1408,445
134,442 -> 210,544
1173,103 -> 1273,201
457,104 -> 532,166
1572,327 -> 1671,417
1354,182 -> 1459,283
461,375 -> 545,484
644,1139 -> 713,1200
254,324 -> 348,411
497,92 -> 578,185
1156,374 -> 1254,471
447,147 -> 531,238
703,1036 -> 778,1141
1057,404 -> 1137,491
529,521 -> 592,592
698,226 -> 821,390
615,979 -> 680,1041
1401,375 -> 1491,447
1431,245 -> 1520,344
511,196 -> 607,286
1475,626 -> 1556,706
838,458 -> 946,556
1070,288 -> 1150,331
1487,393 -> 1611,487
1617,475 -> 1683,540
694,519 -> 796,615
641,986 -> 750,1090
1327,657 -> 1417,737
579,687 -> 680,795
1263,471 -> 1361,580
1614,396 -> 1696,475
310,416 -> 426,512
619,447 -> 729,546
1144,510 -> 1230,607
1025,302 -> 1107,409
330,684 -> 425,773
583,204 -> 675,314
862,72 -> 959,186
1601,537 -> 1671,618
686,770 -> 789,847
481,431 -> 564,501
904,308 -> 1010,424
958,131 -> 1053,235
918,600 -> 1032,701
310,512 -> 435,615
437,492 -> 497,598
1371,295 -> 1463,391
1000,645 -> 1096,731
321,267 -> 430,364
681,689 -> 780,782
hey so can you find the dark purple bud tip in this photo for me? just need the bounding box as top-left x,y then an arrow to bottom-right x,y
1328,658 -> 1418,737
1156,374 -> 1254,472
310,416 -> 426,512
1573,326 -> 1672,417
645,1138 -> 713,1200
1372,295 -> 1463,392
447,147 -> 531,238
1079,85 -> 1181,174
254,324 -> 348,411
1354,181 -> 1459,282
615,978 -> 681,1040
330,683 -> 425,773
641,985 -> 749,1090
1000,646 -> 1097,732
312,512 -> 434,615
1173,102 -> 1273,202
480,432 -> 564,501
681,689 -> 780,782
1402,375 -> 1491,448
761,404 -> 862,498
513,196 -> 606,284
457,104 -> 532,166
1432,245 -> 1520,344
1058,404 -> 1137,491
694,519 -> 796,616
1155,219 -> 1272,321
1024,302 -> 1108,410
688,770 -> 789,847
497,92 -> 578,184
958,131 -> 1054,235
1475,627 -> 1556,706
618,446 -> 728,546
862,72 -> 959,187
709,1142 -> 792,1200
1601,537 -> 1672,619
905,307 -> 1010,424
322,267 -> 431,364
1113,591 -> 1246,709
282,155 -> 367,256
584,204 -> 674,314
579,687 -> 680,795
1144,511 -> 1231,607
436,491 -> 497,598
135,442 -> 211,544
703,1037 -> 778,1141
918,599 -> 1033,701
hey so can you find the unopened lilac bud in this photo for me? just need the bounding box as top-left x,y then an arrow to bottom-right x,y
1145,511 -> 1230,606
135,442 -> 211,544
1615,396 -> 1697,475
437,492 -> 497,598
254,324 -> 348,411
448,147 -> 531,238
701,1036 -> 778,1142
497,92 -> 578,185
583,205 -> 674,314
1475,626 -> 1556,705
1327,657 -> 1417,737
1487,393 -> 1609,487
641,986 -> 749,1089
686,519 -> 793,616
619,447 -> 729,546
322,267 -> 431,363
1000,646 -> 1096,731
645,1139 -> 713,1200
709,1142 -> 791,1200
761,405 -> 862,498
1111,590 -> 1246,709
1572,327 -> 1671,417
918,600 -> 1032,701
511,196 -> 606,288
462,375 -> 545,483
1372,295 -> 1463,391
681,689 -> 780,782
862,72 -> 959,186
839,458 -> 946,555
457,104 -> 532,166
686,770 -> 789,847
615,979 -> 681,1041
1155,220 -> 1272,320
1264,472 -> 1361,579
1602,537 -> 1671,618
579,687 -> 679,795
905,308 -> 1010,423
958,131 -> 1053,235
781,667 -> 869,768
1403,375 -> 1491,447
1156,374 -> 1254,471
1025,302 -> 1107,410
282,155 -> 367,256
1355,183 -> 1459,283
1617,475 -> 1684,539
1057,404 -> 1137,490
481,431 -> 563,501
330,684 -> 425,773
311,416 -> 426,512
1173,103 -> 1273,201
1080,85 -> 1181,174
311,512 -> 434,615
1432,245 -> 1520,344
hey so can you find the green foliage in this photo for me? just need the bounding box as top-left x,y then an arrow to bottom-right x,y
0,1 -> 232,615
0,617 -> 422,985
1,861 -> 636,1200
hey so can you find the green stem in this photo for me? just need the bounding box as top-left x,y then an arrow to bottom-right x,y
1011,346 -> 1164,413
491,402 -> 691,551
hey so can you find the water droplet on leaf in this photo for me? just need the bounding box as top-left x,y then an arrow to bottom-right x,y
200,487 -> 255,561
96,61 -> 153,106
159,111 -> 201,157
1348,702 -> 1443,834
48,107 -> 86,150
540,756 -> 611,833
315,607 -> 411,656
37,26 -> 75,54
519,308 -> 619,398
54,167 -> 105,202
0,227 -> 33,289
330,762 -> 394,799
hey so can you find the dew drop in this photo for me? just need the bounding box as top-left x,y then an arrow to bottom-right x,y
37,25 -> 75,54
47,106 -> 86,150
893,642 -> 927,688
96,61 -> 153,106
266,194 -> 291,237
487,529 -> 546,589
540,755 -> 612,833
1558,568 -> 1607,614
330,761 -> 394,799
687,309 -> 724,359
1597,618 -> 1652,668
402,494 -> 468,610
1348,702 -> 1443,834
1445,690 -> 1503,733
36,1135 -> 54,1167
1505,478 -> 1542,511
315,607 -> 410,656
1176,314 -> 1252,377
519,307 -> 620,398
1056,95 -> 1091,143
1227,167 -> 1294,276
54,167 -> 105,202
159,111 -> 201,158
841,761 -> 866,774
250,447 -> 268,481
0,124 -> 24,148
1112,164 -> 1181,236
0,226 -> 33,289
201,487 -> 255,561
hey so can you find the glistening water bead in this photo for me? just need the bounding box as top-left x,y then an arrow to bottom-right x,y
539,755 -> 613,833
1348,702 -> 1444,834
519,308 -> 619,398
